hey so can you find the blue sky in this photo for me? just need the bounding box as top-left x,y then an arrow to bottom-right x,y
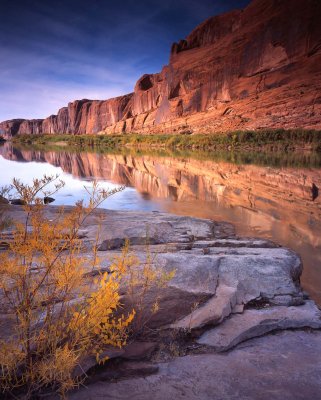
0,0 -> 249,121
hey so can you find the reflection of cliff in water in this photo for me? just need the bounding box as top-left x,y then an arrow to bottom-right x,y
1,143 -> 321,304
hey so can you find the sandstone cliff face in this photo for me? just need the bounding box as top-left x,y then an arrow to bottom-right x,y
0,119 -> 26,137
1,0 -> 320,138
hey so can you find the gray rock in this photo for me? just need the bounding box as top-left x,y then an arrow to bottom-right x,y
0,195 -> 9,204
165,246 -> 303,330
44,196 -> 55,204
192,238 -> 278,249
10,198 -> 26,205
73,342 -> 158,378
121,341 -> 158,361
95,213 -> 216,251
88,361 -> 159,383
2,206 -> 320,387
171,284 -> 237,329
73,347 -> 125,378
197,300 -> 321,351
161,253 -> 220,295
69,331 -> 321,400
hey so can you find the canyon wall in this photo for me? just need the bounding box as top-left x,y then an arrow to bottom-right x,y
1,0 -> 321,138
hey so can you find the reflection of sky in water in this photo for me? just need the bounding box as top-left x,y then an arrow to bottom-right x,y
0,156 -> 161,212
1,152 -> 321,307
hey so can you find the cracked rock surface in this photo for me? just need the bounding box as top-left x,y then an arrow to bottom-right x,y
2,206 -> 321,399
69,331 -> 321,400
197,300 -> 321,351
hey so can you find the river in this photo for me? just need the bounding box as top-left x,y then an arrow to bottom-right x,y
0,142 -> 320,305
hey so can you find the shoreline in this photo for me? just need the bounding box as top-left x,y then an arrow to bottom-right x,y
9,129 -> 321,153
1,142 -> 320,305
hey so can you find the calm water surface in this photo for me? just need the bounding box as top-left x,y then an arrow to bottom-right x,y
1,143 -> 320,305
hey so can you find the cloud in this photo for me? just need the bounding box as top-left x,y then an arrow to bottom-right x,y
0,76 -> 134,121
0,0 -> 250,121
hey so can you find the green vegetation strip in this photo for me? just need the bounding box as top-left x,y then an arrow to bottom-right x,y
12,129 -> 321,151
8,129 -> 321,168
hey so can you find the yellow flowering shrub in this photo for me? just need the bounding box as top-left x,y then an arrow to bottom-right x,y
0,176 -> 135,398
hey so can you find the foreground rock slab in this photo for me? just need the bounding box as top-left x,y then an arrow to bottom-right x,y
69,331 -> 321,400
2,205 -> 321,398
2,206 -> 319,336
197,300 -> 321,351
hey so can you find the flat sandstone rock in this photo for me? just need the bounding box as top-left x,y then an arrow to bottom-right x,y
2,206 -> 321,399
197,300 -> 321,351
69,331 -> 321,400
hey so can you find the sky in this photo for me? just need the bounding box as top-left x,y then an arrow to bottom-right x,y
0,156 -> 160,211
0,0 -> 250,121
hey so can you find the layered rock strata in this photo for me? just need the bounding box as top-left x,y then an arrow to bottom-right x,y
1,206 -> 321,398
1,207 -> 321,348
1,0 -> 321,138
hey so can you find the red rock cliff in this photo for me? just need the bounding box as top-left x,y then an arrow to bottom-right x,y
1,0 -> 320,138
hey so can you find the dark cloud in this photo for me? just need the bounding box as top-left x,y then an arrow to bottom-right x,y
0,0 -> 250,120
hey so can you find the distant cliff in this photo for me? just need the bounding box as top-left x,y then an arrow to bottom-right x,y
1,0 -> 321,139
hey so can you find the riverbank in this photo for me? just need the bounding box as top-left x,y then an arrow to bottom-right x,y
11,129 -> 321,153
